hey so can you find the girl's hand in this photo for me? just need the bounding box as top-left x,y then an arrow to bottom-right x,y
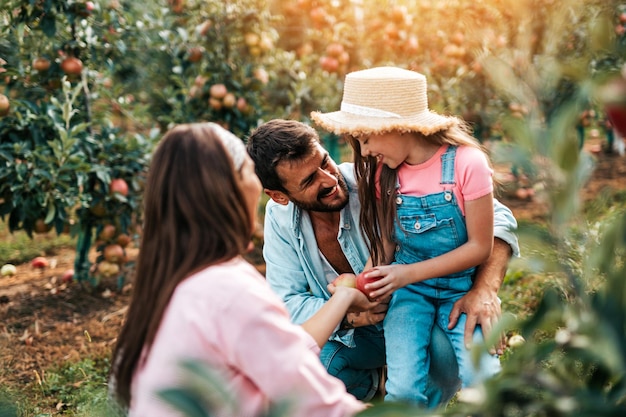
362,264 -> 411,300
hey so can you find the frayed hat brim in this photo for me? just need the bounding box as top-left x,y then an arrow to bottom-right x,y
311,110 -> 458,137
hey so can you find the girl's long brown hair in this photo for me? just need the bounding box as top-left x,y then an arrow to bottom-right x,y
347,121 -> 488,266
110,123 -> 252,407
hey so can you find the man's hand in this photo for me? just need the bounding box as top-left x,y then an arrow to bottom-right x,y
448,288 -> 504,355
448,238 -> 512,355
345,298 -> 389,327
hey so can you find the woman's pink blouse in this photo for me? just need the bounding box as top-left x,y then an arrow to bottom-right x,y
129,256 -> 364,417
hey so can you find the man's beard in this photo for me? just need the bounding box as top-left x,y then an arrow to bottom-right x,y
289,174 -> 350,213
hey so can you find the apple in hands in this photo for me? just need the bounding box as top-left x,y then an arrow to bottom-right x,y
331,271 -> 384,300
356,270 -> 383,299
331,273 -> 357,288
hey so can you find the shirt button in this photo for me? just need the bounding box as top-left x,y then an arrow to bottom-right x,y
395,245 -> 400,252
344,223 -> 350,229
396,197 -> 403,205
444,193 -> 452,201
414,222 -> 421,230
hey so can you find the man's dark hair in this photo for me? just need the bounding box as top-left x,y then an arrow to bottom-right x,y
247,119 -> 320,192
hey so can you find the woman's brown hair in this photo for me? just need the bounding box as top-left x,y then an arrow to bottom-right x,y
347,121 -> 488,267
110,123 -> 252,407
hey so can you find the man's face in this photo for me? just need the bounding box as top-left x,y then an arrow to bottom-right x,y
275,143 -> 349,212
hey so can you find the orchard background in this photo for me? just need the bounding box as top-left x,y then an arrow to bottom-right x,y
1,0 -> 626,416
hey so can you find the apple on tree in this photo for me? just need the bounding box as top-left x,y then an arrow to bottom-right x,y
109,178 -> 129,196
116,233 -> 132,248
60,56 -> 83,76
98,224 -> 117,241
103,244 -> 125,264
32,57 -> 51,72
0,94 -> 10,117
97,261 -> 120,278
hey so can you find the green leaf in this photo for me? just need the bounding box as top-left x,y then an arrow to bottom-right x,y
69,122 -> 90,137
40,13 -> 56,37
157,388 -> 210,417
44,204 -> 56,224
92,166 -> 111,186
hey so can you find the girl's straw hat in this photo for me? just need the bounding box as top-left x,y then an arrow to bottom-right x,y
311,66 -> 457,136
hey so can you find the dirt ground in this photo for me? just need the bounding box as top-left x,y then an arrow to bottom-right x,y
1,136 -> 625,401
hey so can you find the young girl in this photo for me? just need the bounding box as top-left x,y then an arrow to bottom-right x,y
110,122 -> 373,416
312,66 -> 500,406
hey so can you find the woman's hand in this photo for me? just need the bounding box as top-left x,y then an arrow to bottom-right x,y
327,282 -> 377,312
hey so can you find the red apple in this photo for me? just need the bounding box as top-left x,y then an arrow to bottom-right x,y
98,224 -> 116,241
103,244 -> 125,264
116,233 -> 131,248
31,257 -> 49,269
60,56 -> 83,76
236,97 -> 249,113
606,105 -> 626,137
222,92 -> 236,108
515,188 -> 529,200
356,271 -> 382,296
320,56 -> 339,73
32,57 -> 51,72
187,46 -> 204,63
34,218 -> 52,234
109,178 -> 129,196
97,261 -> 120,278
332,274 -> 356,288
208,97 -> 222,110
61,269 -> 75,283
209,83 -> 228,99
0,93 -> 9,117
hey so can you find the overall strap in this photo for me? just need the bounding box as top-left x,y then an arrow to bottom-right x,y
440,145 -> 457,186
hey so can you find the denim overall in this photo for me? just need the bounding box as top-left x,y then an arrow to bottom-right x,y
383,146 -> 501,405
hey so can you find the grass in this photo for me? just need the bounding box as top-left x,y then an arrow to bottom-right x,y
4,356 -> 124,417
0,222 -> 76,266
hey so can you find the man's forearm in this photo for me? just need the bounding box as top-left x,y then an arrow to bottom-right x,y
473,237 -> 512,293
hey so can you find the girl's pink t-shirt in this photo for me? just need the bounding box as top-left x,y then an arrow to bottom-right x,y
129,257 -> 364,417
396,145 -> 493,215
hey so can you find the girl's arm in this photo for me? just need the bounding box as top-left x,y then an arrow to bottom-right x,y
363,192 -> 494,300
301,284 -> 378,347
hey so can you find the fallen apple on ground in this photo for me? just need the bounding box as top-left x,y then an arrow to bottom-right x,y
1,264 -> 17,277
61,269 -> 75,283
31,257 -> 49,269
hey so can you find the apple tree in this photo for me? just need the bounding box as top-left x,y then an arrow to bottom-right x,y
0,0 -> 312,288
0,0 -> 156,287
